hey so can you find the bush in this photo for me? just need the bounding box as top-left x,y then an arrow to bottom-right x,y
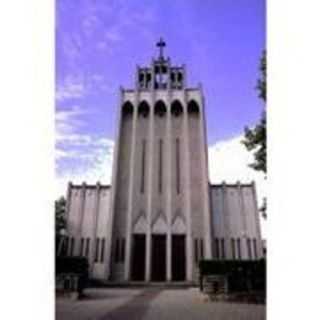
56,257 -> 89,295
199,259 -> 266,292
56,256 -> 89,275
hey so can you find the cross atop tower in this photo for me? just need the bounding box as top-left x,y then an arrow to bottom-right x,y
156,37 -> 166,59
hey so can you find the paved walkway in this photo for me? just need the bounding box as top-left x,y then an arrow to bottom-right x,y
56,288 -> 266,320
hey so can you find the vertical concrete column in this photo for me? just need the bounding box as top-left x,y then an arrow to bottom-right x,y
104,88 -> 124,279
183,91 -> 193,281
65,182 -> 72,236
75,182 -> 86,255
166,86 -> 172,282
238,181 -> 247,246
90,182 -> 101,276
252,181 -> 263,258
198,87 -> 213,259
222,181 -> 230,258
124,94 -> 139,281
146,89 -> 155,282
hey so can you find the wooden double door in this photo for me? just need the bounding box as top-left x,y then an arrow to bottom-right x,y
151,234 -> 186,282
131,234 -> 186,282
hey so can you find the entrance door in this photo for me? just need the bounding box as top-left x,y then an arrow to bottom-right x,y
131,234 -> 146,281
172,235 -> 186,281
151,234 -> 166,281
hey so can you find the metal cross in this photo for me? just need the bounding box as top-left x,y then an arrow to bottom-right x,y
156,38 -> 166,59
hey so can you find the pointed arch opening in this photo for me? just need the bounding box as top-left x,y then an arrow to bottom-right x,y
138,101 -> 150,118
122,101 -> 134,117
154,100 -> 167,117
171,100 -> 183,117
187,100 -> 200,115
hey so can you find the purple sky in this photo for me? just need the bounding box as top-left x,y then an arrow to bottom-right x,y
56,0 -> 265,182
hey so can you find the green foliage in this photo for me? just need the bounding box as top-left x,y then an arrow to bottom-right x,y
56,257 -> 89,293
199,259 -> 265,275
199,259 -> 266,292
260,197 -> 267,219
242,50 -> 267,175
242,50 -> 267,217
55,196 -> 66,235
56,256 -> 89,275
243,111 -> 266,174
257,50 -> 266,102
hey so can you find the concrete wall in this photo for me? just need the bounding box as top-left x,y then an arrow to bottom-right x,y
210,183 -> 263,260
66,184 -> 111,279
65,180 -> 263,280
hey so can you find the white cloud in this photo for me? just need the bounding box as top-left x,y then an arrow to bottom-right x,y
56,75 -> 86,101
55,104 -> 114,197
55,105 -> 88,142
55,139 -> 114,198
208,134 -> 266,206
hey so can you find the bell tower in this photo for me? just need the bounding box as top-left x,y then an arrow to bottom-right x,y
106,39 -> 213,283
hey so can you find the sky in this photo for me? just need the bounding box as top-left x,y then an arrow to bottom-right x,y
55,0 -> 266,226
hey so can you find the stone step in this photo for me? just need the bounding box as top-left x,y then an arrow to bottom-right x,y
89,280 -> 196,288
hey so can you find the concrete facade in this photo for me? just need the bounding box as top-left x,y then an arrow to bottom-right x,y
65,182 -> 263,281
64,42 -> 263,283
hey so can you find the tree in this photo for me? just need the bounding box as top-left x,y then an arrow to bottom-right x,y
257,50 -> 266,103
242,50 -> 267,217
55,196 -> 66,235
55,197 -> 67,257
243,50 -> 266,174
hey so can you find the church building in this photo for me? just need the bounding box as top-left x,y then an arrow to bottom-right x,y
63,40 -> 263,283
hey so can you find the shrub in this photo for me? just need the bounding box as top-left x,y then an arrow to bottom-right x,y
199,259 -> 266,292
56,257 -> 89,295
56,256 -> 89,276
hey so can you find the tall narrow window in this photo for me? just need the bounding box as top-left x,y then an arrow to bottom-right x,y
237,238 -> 242,260
141,139 -> 146,193
121,238 -> 126,262
194,239 -> 198,263
115,239 -> 119,263
200,239 -> 204,260
231,238 -> 236,259
70,237 -> 74,256
215,238 -> 220,259
100,238 -> 105,262
63,237 -> 69,256
247,238 -> 252,260
80,238 -> 84,256
159,139 -> 163,193
95,238 -> 100,262
253,239 -> 258,259
176,138 -> 180,194
85,238 -> 90,257
221,238 -> 225,259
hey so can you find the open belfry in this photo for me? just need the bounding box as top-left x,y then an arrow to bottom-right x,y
64,40 -> 263,283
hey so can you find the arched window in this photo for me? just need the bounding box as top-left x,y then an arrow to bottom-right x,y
154,100 -> 167,117
171,100 -> 183,117
138,101 -> 150,118
122,101 -> 134,117
187,100 -> 200,115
